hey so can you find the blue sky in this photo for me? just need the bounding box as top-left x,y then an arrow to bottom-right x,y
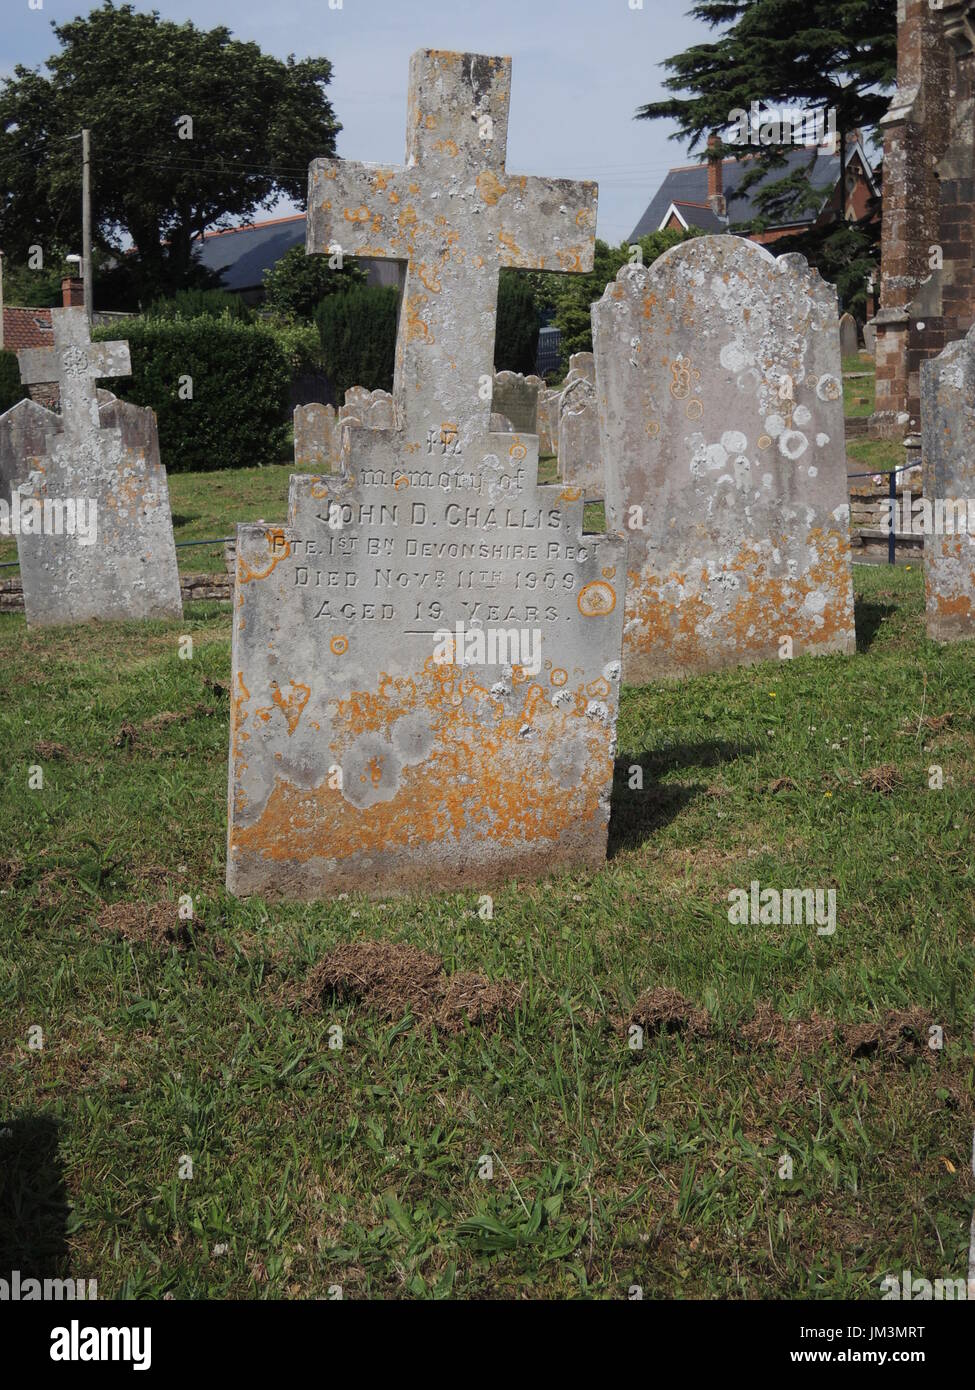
2,0 -> 707,244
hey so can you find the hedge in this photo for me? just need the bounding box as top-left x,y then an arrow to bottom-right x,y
93,315 -> 290,472
0,350 -> 28,414
315,285 -> 398,400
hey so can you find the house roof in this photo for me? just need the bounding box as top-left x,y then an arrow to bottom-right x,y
2,306 -> 53,352
659,200 -> 729,234
628,143 -> 868,241
194,213 -> 308,291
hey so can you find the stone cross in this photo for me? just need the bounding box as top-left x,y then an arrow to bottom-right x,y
18,308 -> 130,441
306,50 -> 597,449
228,51 -> 624,900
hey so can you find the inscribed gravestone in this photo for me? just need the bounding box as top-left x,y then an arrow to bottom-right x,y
839,312 -> 859,359
920,324 -> 975,640
227,49 -> 625,900
13,307 -> 181,627
593,236 -> 855,681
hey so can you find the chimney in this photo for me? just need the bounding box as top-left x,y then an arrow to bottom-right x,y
61,276 -> 85,308
707,134 -> 726,218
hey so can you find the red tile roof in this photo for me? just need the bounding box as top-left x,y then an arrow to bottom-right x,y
2,307 -> 53,352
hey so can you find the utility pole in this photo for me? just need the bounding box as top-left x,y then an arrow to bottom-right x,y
81,128 -> 92,323
0,249 -> 5,350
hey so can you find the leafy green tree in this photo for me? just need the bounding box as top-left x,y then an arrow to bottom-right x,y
315,285 -> 398,400
0,2 -> 341,306
0,247 -> 69,308
494,273 -> 539,374
0,350 -> 28,412
525,229 -> 702,368
262,244 -> 365,322
636,0 -> 895,262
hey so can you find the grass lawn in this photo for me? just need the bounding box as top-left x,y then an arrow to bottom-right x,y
1,552 -> 973,1300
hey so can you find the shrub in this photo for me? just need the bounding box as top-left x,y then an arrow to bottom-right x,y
0,350 -> 28,413
263,244 -> 365,321
495,272 -> 538,375
315,285 -> 398,400
145,288 -> 251,322
93,316 -> 290,471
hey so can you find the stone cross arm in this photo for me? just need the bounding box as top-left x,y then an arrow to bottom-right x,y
307,157 -> 597,274
18,338 -> 131,389
17,307 -> 131,438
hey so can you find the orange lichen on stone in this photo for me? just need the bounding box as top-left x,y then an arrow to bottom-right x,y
231,665 -> 613,866
269,680 -> 311,736
237,529 -> 291,585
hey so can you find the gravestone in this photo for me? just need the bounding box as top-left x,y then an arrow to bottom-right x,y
11,307 -> 181,627
340,387 -> 395,429
557,376 -> 602,498
566,351 -> 595,386
492,372 -> 540,434
227,49 -> 625,900
839,312 -> 859,358
537,388 -> 559,455
592,236 -> 855,681
0,397 -> 60,509
863,319 -> 877,354
294,402 -> 338,473
920,324 -> 975,641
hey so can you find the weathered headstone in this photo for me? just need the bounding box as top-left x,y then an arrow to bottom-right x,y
227,49 -> 625,900
0,397 -> 60,509
537,388 -> 560,455
565,351 -> 595,385
593,236 -> 855,681
492,371 -> 540,434
839,312 -> 859,359
557,376 -> 602,498
862,319 -> 877,355
920,325 -> 975,640
294,402 -> 338,473
10,307 -> 181,627
339,386 -> 395,429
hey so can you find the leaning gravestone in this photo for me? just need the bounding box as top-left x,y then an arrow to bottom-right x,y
920,324 -> 975,641
593,236 -> 855,681
227,49 -> 624,900
492,372 -> 540,434
839,312 -> 859,359
10,307 -> 181,627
